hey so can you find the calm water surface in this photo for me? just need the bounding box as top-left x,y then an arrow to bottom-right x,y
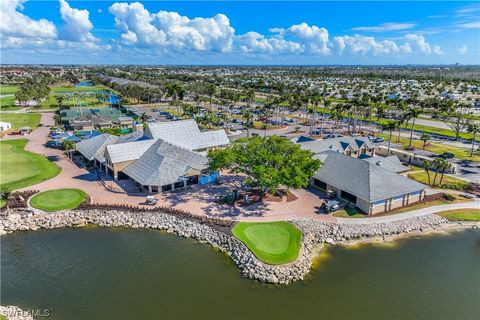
1,228 -> 479,320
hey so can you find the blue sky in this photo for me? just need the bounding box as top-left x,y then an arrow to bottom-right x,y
1,1 -> 479,65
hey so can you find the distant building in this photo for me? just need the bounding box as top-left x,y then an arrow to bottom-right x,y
0,121 -> 11,131
297,136 -> 376,158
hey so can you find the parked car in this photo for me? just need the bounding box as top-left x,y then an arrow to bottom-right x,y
373,137 -> 385,143
439,152 -> 455,159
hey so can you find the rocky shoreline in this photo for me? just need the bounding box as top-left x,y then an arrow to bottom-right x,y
0,209 -> 477,285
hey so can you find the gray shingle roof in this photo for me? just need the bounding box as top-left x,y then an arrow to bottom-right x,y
76,133 -> 116,162
122,139 -> 207,186
299,136 -> 374,154
76,131 -> 145,163
362,155 -> 409,173
314,151 -> 425,202
144,120 -> 230,150
105,139 -> 156,163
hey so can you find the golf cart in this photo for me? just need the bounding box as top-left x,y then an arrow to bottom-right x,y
321,200 -> 340,213
325,190 -> 336,199
145,196 -> 158,205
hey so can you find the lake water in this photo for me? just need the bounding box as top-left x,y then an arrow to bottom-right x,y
1,228 -> 479,320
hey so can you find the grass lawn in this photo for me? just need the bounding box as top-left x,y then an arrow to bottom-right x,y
232,221 -> 302,265
0,199 -> 5,208
0,139 -> 61,190
39,94 -> 107,110
30,188 -> 87,212
333,206 -> 366,218
0,96 -> 19,110
408,171 -> 471,190
436,209 -> 480,221
0,85 -> 19,95
385,135 -> 480,162
50,83 -> 107,93
0,113 -> 41,130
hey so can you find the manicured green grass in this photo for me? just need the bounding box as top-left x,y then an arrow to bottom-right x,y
30,188 -> 87,212
436,209 -> 480,221
0,199 -> 5,208
39,94 -> 107,110
0,96 -> 18,109
385,135 -> 480,162
0,139 -> 61,190
0,85 -> 19,95
232,221 -> 302,265
333,206 -> 366,218
0,113 -> 41,130
408,171 -> 471,190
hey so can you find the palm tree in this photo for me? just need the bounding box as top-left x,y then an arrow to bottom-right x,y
467,123 -> 479,157
242,110 -> 253,138
383,120 -> 398,156
53,114 -> 61,126
420,132 -> 431,150
139,112 -> 148,122
438,159 -> 452,185
63,140 -> 75,159
423,160 -> 432,186
432,158 -> 443,187
406,107 -> 422,148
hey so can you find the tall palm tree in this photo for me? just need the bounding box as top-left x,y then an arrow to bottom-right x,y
423,160 -> 432,186
242,110 -> 253,138
63,140 -> 75,159
406,107 -> 422,148
420,132 -> 431,150
383,120 -> 398,156
438,159 -> 452,185
467,123 -> 479,157
432,158 -> 443,187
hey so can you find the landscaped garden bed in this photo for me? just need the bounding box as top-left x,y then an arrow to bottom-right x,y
232,221 -> 302,265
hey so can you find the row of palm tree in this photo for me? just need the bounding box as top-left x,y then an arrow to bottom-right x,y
423,158 -> 453,187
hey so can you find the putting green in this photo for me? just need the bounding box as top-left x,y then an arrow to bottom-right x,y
0,139 -> 61,190
232,221 -> 302,265
30,189 -> 87,212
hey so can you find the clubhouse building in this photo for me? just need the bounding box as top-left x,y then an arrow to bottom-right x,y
76,120 -> 229,192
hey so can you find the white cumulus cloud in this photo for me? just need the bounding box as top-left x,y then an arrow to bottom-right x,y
237,22 -> 330,55
333,35 -> 401,56
0,0 -> 57,39
109,2 -> 235,52
59,0 -> 97,42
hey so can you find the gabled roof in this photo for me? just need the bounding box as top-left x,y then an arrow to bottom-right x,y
314,151 -> 425,202
299,136 -> 374,154
106,139 -> 155,164
76,131 -> 145,163
123,139 -> 207,186
144,120 -> 229,150
76,133 -> 116,162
